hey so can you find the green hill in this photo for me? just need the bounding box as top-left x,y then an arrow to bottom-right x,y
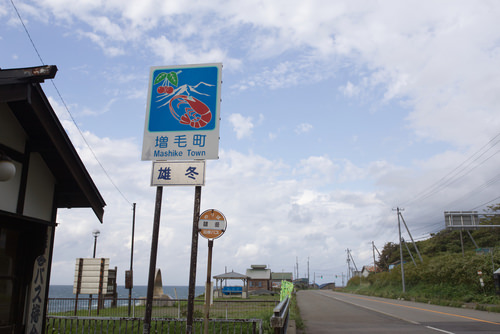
345,206 -> 500,311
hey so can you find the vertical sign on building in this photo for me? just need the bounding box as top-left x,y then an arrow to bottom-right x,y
26,255 -> 47,334
141,63 -> 222,161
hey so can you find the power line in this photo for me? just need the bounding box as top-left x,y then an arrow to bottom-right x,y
400,132 -> 500,207
10,0 -> 45,65
10,0 -> 132,207
393,131 -> 500,237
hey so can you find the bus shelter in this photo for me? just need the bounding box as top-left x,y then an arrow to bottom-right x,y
213,271 -> 249,298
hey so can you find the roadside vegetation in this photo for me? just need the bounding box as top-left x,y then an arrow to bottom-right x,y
344,205 -> 500,312
49,293 -> 280,333
289,292 -> 305,331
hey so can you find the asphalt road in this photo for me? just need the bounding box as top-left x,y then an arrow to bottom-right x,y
296,290 -> 500,333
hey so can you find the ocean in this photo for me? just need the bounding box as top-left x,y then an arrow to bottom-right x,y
49,285 -> 205,299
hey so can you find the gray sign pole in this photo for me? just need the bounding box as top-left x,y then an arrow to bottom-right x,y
203,239 -> 214,333
143,186 -> 163,334
128,202 -> 136,317
186,185 -> 202,334
397,207 -> 406,293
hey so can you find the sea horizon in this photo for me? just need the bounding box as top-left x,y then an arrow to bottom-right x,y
49,285 -> 205,299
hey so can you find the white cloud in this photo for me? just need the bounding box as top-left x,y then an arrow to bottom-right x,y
7,0 -> 500,287
228,113 -> 254,139
340,81 -> 360,98
295,123 -> 313,134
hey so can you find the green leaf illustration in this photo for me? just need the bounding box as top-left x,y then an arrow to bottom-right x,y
167,71 -> 178,86
154,72 -> 167,85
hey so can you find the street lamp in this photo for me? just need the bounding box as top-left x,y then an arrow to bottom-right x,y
92,229 -> 100,258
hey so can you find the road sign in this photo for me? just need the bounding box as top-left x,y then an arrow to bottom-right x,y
198,209 -> 227,239
142,63 -> 222,161
444,211 -> 479,230
151,161 -> 205,186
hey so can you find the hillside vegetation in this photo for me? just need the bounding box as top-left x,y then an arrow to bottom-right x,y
345,206 -> 500,311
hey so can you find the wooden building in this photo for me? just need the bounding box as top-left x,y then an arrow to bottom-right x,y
246,264 -> 271,291
0,66 -> 105,334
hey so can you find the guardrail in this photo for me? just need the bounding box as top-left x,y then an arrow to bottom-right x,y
46,316 -> 263,334
270,297 -> 290,334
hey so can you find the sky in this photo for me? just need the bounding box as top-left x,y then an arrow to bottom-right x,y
2,0 -> 500,288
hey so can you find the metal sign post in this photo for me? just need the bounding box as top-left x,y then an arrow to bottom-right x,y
204,239 -> 214,334
127,202 -> 136,317
143,186 -> 163,334
186,186 -> 202,334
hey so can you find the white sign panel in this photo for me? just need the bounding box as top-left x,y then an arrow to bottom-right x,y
151,161 -> 205,186
73,258 -> 109,295
142,63 -> 222,161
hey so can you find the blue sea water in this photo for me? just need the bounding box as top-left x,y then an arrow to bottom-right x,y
49,285 -> 204,299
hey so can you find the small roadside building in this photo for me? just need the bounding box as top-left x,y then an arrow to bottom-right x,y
361,265 -> 380,277
213,271 -> 249,298
246,264 -> 271,291
270,272 -> 293,289
0,66 -> 106,334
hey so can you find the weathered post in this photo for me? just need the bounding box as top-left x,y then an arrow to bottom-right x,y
186,186 -> 202,334
203,239 -> 214,333
143,186 -> 163,334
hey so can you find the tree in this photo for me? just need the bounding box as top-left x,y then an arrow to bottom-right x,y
375,242 -> 399,271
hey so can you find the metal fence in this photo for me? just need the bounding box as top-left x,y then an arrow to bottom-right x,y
46,316 -> 263,334
47,298 -> 278,320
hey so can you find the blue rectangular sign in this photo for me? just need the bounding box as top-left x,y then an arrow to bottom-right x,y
142,63 -> 222,161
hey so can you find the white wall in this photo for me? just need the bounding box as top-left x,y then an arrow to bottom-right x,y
0,103 -> 25,213
0,103 -> 55,221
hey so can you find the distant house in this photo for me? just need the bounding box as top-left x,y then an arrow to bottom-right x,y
293,278 -> 309,289
388,260 -> 406,271
361,265 -> 381,277
270,272 -> 293,289
246,265 -> 271,291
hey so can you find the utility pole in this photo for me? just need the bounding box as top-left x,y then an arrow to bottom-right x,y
395,207 -> 406,293
399,211 -> 423,263
307,256 -> 310,285
402,238 -> 416,266
347,249 -> 358,277
296,257 -> 299,279
372,241 -> 376,272
346,249 -> 351,280
373,242 -> 382,271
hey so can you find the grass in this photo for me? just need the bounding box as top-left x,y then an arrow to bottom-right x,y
48,295 -> 280,333
46,317 -> 263,333
290,293 -> 305,331
343,276 -> 500,312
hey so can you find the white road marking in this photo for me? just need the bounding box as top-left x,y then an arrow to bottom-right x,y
425,326 -> 455,334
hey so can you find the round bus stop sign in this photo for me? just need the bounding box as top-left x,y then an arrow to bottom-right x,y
198,209 -> 227,239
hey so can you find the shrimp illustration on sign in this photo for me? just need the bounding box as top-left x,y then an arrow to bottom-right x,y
154,70 -> 214,129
